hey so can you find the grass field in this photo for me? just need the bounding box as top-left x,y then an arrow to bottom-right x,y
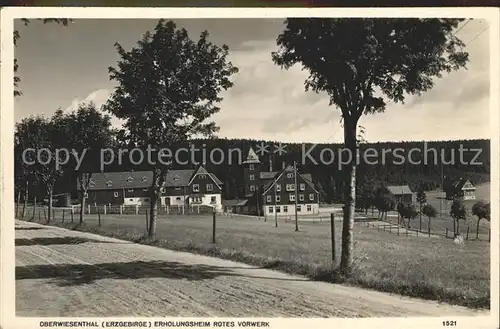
18,205 -> 490,309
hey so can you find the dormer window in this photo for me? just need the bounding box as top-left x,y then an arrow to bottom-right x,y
141,176 -> 148,183
89,180 -> 95,188
173,175 -> 180,181
126,176 -> 133,183
249,164 -> 255,171
105,180 -> 112,187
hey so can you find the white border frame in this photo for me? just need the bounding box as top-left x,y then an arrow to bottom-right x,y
1,7 -> 499,329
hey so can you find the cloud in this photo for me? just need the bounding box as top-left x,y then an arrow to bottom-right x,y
64,89 -> 124,128
211,20 -> 490,144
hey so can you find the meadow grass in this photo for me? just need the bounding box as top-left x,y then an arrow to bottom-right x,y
20,207 -> 490,309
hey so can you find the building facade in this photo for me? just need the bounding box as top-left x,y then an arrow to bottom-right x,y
387,185 -> 414,204
445,179 -> 476,201
77,166 -> 223,211
225,147 -> 320,217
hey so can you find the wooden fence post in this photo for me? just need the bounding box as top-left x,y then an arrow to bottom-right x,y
62,209 -> 65,223
212,209 -> 216,244
103,204 -> 107,215
330,213 -> 336,268
87,204 -> 91,214
446,228 -> 448,239
135,205 -> 138,215
397,224 -> 400,236
71,208 -> 74,223
466,226 -> 470,240
145,209 -> 149,233
43,206 -> 47,222
97,205 -> 101,227
428,226 -> 431,237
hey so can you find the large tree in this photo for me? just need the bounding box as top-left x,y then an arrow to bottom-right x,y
103,19 -> 238,237
471,201 -> 490,240
272,18 -> 469,272
65,103 -> 114,225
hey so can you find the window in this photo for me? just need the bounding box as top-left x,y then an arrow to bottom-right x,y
299,194 -> 304,201
141,176 -> 148,183
144,198 -> 150,202
89,180 -> 95,188
276,184 -> 281,192
249,164 -> 255,171
289,194 -> 295,202
300,183 -> 305,191
211,196 -> 216,204
84,192 -> 88,199
249,174 -> 255,181
193,184 -> 200,192
127,176 -> 133,183
106,180 -> 113,187
266,195 -> 272,203
250,185 -> 255,192
113,192 -> 119,198
173,175 -> 180,181
286,184 -> 295,191
269,206 -> 274,213
283,206 -> 288,213
160,187 -> 166,193
129,198 -> 134,201
309,193 -> 315,201
143,188 -> 148,192
175,187 -> 182,191
200,174 -> 206,179
287,173 -> 293,179
176,197 -> 181,201
307,205 -> 312,212
276,195 -> 281,202
128,189 -> 134,193
297,205 -> 302,212
276,206 -> 281,213
206,184 -> 213,192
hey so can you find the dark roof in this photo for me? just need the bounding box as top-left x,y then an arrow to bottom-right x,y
80,166 -> 222,191
449,179 -> 475,191
165,169 -> 195,187
80,171 -> 153,191
387,185 -> 413,195
261,165 -> 317,195
222,199 -> 248,207
260,171 -> 277,180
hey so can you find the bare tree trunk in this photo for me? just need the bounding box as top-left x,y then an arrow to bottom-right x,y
22,180 -> 28,219
148,168 -> 166,238
47,186 -> 53,223
340,120 -> 357,273
16,189 -> 21,218
476,218 -> 481,240
32,196 -> 37,221
79,193 -> 85,225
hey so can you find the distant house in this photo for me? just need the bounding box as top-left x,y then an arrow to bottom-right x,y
387,185 -> 414,204
445,178 -> 476,201
222,199 -> 248,213
77,165 -> 224,211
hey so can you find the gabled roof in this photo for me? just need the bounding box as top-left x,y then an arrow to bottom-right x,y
188,165 -> 223,189
261,164 -> 318,195
80,167 -> 222,191
260,171 -> 278,180
243,147 -> 261,164
449,179 -> 475,191
222,199 -> 248,207
79,171 -> 153,191
387,185 -> 413,195
165,169 -> 195,187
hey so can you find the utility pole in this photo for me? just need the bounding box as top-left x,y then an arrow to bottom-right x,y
274,183 -> 278,227
440,159 -> 444,219
294,161 -> 299,232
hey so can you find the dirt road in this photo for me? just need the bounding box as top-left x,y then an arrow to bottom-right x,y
15,220 -> 487,317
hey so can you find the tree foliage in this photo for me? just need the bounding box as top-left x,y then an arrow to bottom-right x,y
103,19 -> 238,237
472,201 -> 490,239
272,18 -> 469,271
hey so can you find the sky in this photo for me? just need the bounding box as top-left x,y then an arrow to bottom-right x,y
14,18 -> 491,144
